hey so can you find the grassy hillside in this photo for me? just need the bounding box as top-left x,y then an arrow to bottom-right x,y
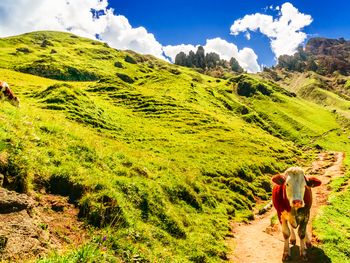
0,31 -> 349,262
313,170 -> 350,263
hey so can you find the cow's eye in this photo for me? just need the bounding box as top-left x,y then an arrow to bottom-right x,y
286,183 -> 289,187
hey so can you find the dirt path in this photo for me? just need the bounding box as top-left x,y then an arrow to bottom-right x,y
228,151 -> 345,263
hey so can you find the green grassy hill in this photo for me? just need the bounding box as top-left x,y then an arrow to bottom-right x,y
0,31 -> 349,262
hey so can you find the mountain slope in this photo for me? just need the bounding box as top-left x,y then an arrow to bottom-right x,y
0,31 -> 349,262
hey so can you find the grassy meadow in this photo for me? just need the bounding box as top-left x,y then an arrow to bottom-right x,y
0,31 -> 349,262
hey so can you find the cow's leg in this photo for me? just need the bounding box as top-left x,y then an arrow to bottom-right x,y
289,223 -> 296,245
281,217 -> 291,261
305,229 -> 312,248
298,222 -> 308,261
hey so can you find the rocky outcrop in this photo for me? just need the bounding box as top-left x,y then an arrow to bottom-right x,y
277,37 -> 350,75
305,37 -> 349,56
0,188 -> 87,261
0,188 -> 34,214
0,188 -> 46,261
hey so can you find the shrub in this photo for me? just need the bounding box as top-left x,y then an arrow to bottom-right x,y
114,61 -> 123,68
16,47 -> 31,54
41,39 -> 54,48
124,55 -> 137,64
117,73 -> 134,84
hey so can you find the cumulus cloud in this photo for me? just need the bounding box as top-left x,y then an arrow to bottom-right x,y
0,0 -> 164,58
0,0 -> 261,70
230,2 -> 312,58
163,38 -> 260,73
98,12 -> 163,59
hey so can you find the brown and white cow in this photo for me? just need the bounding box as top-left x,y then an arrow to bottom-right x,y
272,167 -> 321,261
0,81 -> 20,107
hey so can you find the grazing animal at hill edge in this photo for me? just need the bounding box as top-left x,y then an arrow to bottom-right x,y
272,167 -> 321,261
0,81 -> 20,107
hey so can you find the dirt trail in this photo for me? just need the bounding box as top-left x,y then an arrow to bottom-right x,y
228,151 -> 345,263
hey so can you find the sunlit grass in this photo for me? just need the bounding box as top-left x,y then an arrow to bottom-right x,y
0,31 -> 349,262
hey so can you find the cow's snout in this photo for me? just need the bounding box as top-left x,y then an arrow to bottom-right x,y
292,200 -> 303,208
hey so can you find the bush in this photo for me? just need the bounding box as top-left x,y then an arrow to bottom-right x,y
124,55 -> 137,64
41,39 -> 54,48
114,61 -> 123,68
117,73 -> 134,84
236,76 -> 272,97
16,47 -> 31,54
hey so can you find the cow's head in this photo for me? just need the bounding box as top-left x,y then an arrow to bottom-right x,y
272,167 -> 321,209
2,83 -> 20,108
10,96 -> 20,108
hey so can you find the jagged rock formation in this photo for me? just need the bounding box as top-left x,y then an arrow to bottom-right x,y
277,37 -> 350,75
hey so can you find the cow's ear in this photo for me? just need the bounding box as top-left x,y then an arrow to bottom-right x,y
306,177 -> 322,187
272,174 -> 285,185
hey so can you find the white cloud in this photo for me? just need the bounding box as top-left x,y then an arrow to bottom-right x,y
204,38 -> 239,61
98,11 -> 164,59
0,0 -> 261,71
163,37 -> 260,73
0,0 -> 164,59
237,48 -> 260,73
230,2 -> 312,58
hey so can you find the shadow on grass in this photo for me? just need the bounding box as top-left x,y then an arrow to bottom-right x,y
287,245 -> 331,263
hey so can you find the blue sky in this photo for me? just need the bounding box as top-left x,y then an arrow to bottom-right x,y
0,1 -> 349,72
109,0 -> 350,67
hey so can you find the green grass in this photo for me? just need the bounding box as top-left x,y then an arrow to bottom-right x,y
0,31 -> 349,262
344,79 -> 350,90
313,171 -> 350,263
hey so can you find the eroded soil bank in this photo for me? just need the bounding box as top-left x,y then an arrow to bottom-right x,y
0,188 -> 87,262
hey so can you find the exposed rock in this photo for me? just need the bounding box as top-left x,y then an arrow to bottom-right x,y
0,188 -> 87,261
277,37 -> 350,75
305,38 -> 350,56
0,210 -> 47,261
0,188 -> 34,214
